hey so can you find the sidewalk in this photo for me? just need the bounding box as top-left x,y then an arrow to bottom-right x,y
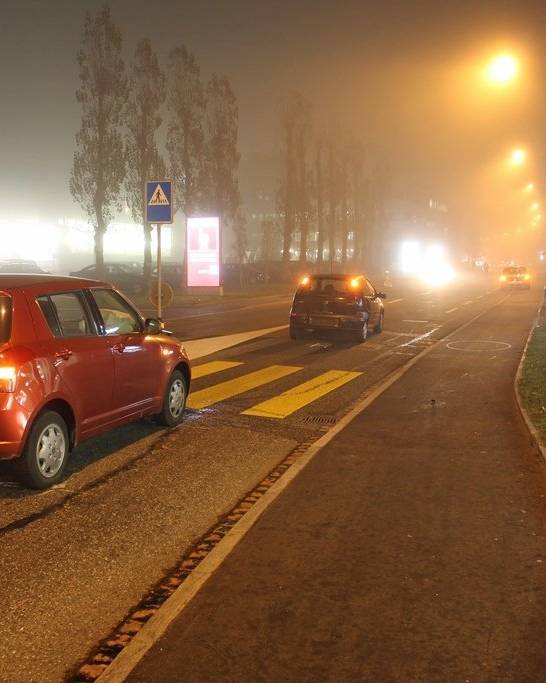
126,292 -> 546,682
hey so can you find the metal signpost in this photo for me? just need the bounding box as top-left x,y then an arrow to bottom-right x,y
145,180 -> 173,320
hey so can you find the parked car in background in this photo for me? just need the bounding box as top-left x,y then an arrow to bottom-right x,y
152,263 -> 185,291
0,274 -> 191,489
289,273 -> 386,342
69,263 -> 144,294
0,259 -> 49,274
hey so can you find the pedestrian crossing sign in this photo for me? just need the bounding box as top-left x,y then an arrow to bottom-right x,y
145,180 -> 173,223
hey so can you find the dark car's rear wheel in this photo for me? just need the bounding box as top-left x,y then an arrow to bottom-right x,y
374,312 -> 384,334
354,320 -> 368,343
289,324 -> 303,340
14,411 -> 69,489
156,370 -> 187,427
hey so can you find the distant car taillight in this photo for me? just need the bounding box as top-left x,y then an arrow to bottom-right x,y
500,275 -> 507,282
0,367 -> 16,392
524,273 -> 531,280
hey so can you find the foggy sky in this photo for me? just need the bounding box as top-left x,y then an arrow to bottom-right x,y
1,0 -> 545,256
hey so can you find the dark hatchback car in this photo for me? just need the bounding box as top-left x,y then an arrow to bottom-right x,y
70,263 -> 144,295
499,265 -> 531,289
0,275 -> 190,489
289,274 -> 386,342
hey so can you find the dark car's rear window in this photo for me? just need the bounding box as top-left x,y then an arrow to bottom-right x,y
0,295 -> 12,343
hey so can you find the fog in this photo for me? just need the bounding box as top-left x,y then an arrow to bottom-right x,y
0,0 -> 545,271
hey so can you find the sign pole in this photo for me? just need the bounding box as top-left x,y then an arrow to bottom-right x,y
156,224 -> 162,320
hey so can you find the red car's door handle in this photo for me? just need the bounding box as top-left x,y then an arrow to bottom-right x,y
111,342 -> 125,353
54,349 -> 72,362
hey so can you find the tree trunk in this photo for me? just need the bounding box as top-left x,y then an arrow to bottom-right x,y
297,137 -> 308,264
143,222 -> 153,282
282,125 -> 294,263
94,213 -> 105,278
352,163 -> 361,266
340,160 -> 348,264
316,144 -> 324,264
328,141 -> 336,273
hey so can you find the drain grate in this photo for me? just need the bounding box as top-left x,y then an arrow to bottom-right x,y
302,414 -> 337,426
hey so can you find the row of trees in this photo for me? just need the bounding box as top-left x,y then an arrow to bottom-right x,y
277,93 -> 390,271
70,5 -> 244,280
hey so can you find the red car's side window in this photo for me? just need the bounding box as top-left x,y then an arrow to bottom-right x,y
36,292 -> 93,338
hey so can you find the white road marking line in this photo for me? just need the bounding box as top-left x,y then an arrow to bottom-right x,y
403,319 -> 429,323
445,307 -> 459,314
463,300 -> 473,305
385,298 -> 403,305
184,326 -> 288,360
400,326 -> 441,348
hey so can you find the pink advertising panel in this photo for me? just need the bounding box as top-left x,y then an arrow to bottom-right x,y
186,216 -> 221,287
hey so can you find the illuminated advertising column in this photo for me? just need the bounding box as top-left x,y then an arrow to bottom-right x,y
186,216 -> 221,287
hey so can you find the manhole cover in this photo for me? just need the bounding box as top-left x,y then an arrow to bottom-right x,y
303,415 -> 337,425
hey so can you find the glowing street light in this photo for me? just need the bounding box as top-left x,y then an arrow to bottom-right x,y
531,202 -> 540,211
485,53 -> 519,85
510,148 -> 526,166
524,182 -> 535,192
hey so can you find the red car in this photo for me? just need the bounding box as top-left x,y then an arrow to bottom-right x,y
0,275 -> 191,489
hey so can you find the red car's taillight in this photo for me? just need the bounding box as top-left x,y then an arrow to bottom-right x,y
0,367 -> 16,392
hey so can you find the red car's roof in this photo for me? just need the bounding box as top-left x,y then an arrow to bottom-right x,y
0,274 -> 108,290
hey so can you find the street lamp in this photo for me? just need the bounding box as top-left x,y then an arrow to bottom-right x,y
524,182 -> 535,192
510,148 -> 526,166
485,53 -> 519,85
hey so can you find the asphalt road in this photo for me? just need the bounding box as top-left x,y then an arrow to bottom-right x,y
129,277 -> 546,683
0,273 -> 542,682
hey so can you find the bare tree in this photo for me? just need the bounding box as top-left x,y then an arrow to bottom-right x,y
203,74 -> 241,224
278,93 -> 312,266
294,98 -> 313,263
70,4 -> 127,274
166,47 -> 206,219
325,125 -> 341,272
315,137 -> 325,265
125,38 -> 166,281
349,138 -> 365,266
232,207 -> 247,288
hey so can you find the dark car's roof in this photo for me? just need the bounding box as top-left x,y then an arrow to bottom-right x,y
0,274 -> 107,289
308,273 -> 365,280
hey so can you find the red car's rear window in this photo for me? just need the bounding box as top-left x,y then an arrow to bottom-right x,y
0,295 -> 12,343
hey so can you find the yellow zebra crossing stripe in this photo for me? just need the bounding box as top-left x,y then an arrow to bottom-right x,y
242,369 -> 362,419
191,360 -> 243,380
187,364 -> 302,410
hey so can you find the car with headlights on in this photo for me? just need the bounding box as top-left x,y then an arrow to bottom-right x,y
0,274 -> 190,489
289,273 -> 386,342
499,265 -> 531,289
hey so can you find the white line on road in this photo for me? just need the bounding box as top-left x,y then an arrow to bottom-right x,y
401,327 -> 441,347
185,326 -> 288,360
403,319 -> 429,323
446,307 -> 459,314
385,298 -> 403,305
463,300 -> 473,306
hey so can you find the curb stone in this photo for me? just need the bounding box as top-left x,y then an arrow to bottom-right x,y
514,304 -> 546,461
